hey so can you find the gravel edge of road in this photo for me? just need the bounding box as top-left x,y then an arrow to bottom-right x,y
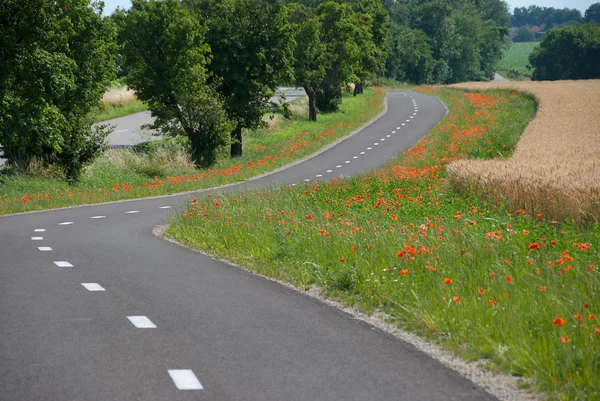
153,225 -> 542,401
0,92 -> 388,219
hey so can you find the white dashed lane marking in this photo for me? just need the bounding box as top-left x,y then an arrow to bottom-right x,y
360,152 -> 365,155
54,261 -> 73,268
304,179 -> 311,182
159,206 -> 172,209
374,143 -> 379,146
367,147 -> 372,150
82,283 -> 106,292
34,229 -> 45,232
353,156 -> 358,159
90,216 -> 105,219
125,211 -> 140,214
31,237 -> 43,241
59,222 -> 74,226
345,161 -> 351,164
326,170 -> 333,173
38,247 -> 52,252
127,316 -> 157,329
316,175 -> 322,178
336,165 -> 342,168
386,135 -> 391,138
168,370 -> 204,390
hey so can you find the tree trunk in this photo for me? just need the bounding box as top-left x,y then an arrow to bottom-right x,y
355,83 -> 364,95
230,125 -> 243,158
306,88 -> 317,122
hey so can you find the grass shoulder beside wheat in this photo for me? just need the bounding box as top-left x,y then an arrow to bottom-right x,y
0,88 -> 384,215
166,87 -> 600,401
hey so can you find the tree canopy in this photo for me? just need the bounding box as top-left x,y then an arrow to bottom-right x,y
121,0 -> 232,168
529,23 -> 600,81
382,0 -> 510,84
511,6 -> 582,28
0,0 -> 116,181
586,3 -> 600,24
190,0 -> 294,157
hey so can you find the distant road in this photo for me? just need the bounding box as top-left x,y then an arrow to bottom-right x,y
492,73 -> 509,82
103,87 -> 307,147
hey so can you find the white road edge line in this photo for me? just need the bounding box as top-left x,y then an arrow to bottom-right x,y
81,283 -> 105,292
54,261 -> 73,268
168,369 -> 203,390
38,247 -> 52,252
127,316 -> 157,329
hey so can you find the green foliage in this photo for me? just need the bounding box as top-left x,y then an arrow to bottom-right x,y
385,26 -> 434,84
288,4 -> 328,121
511,5 -> 583,27
513,27 -> 535,42
121,0 -> 232,168
529,24 -> 600,81
0,0 -> 117,182
314,1 -> 370,111
193,0 -> 294,157
585,3 -> 600,24
383,0 -> 510,84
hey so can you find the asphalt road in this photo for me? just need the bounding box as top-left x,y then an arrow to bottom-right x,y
0,90 -> 499,401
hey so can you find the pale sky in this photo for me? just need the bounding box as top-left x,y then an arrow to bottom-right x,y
100,0 -> 597,15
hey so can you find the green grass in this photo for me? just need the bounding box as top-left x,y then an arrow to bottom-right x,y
497,42 -> 539,79
90,101 -> 149,123
166,87 -> 600,401
0,88 -> 384,214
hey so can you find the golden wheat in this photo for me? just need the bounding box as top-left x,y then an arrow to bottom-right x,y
102,87 -> 138,107
447,80 -> 600,222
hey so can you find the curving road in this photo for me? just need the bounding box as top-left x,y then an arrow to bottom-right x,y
0,90 -> 499,401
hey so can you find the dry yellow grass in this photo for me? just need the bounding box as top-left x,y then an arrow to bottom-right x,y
102,87 -> 138,106
448,80 -> 600,222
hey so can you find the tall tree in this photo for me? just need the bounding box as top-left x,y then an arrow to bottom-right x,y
346,0 -> 390,93
0,0 -> 116,181
586,3 -> 600,24
121,0 -> 232,168
314,1 -> 366,111
289,4 -> 328,121
187,0 -> 294,157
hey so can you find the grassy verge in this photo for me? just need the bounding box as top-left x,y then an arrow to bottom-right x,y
0,88 -> 384,214
166,87 -> 600,400
91,101 -> 149,123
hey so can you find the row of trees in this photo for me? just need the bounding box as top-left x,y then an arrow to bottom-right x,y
119,0 -> 390,166
382,0 -> 511,84
511,4 -> 600,28
1,0 -> 390,180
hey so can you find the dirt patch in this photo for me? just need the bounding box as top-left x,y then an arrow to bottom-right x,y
448,80 -> 600,222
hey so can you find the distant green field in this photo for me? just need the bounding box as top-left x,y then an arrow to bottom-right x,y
497,42 -> 539,76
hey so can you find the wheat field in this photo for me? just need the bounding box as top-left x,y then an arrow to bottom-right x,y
448,80 -> 600,222
102,87 -> 138,106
